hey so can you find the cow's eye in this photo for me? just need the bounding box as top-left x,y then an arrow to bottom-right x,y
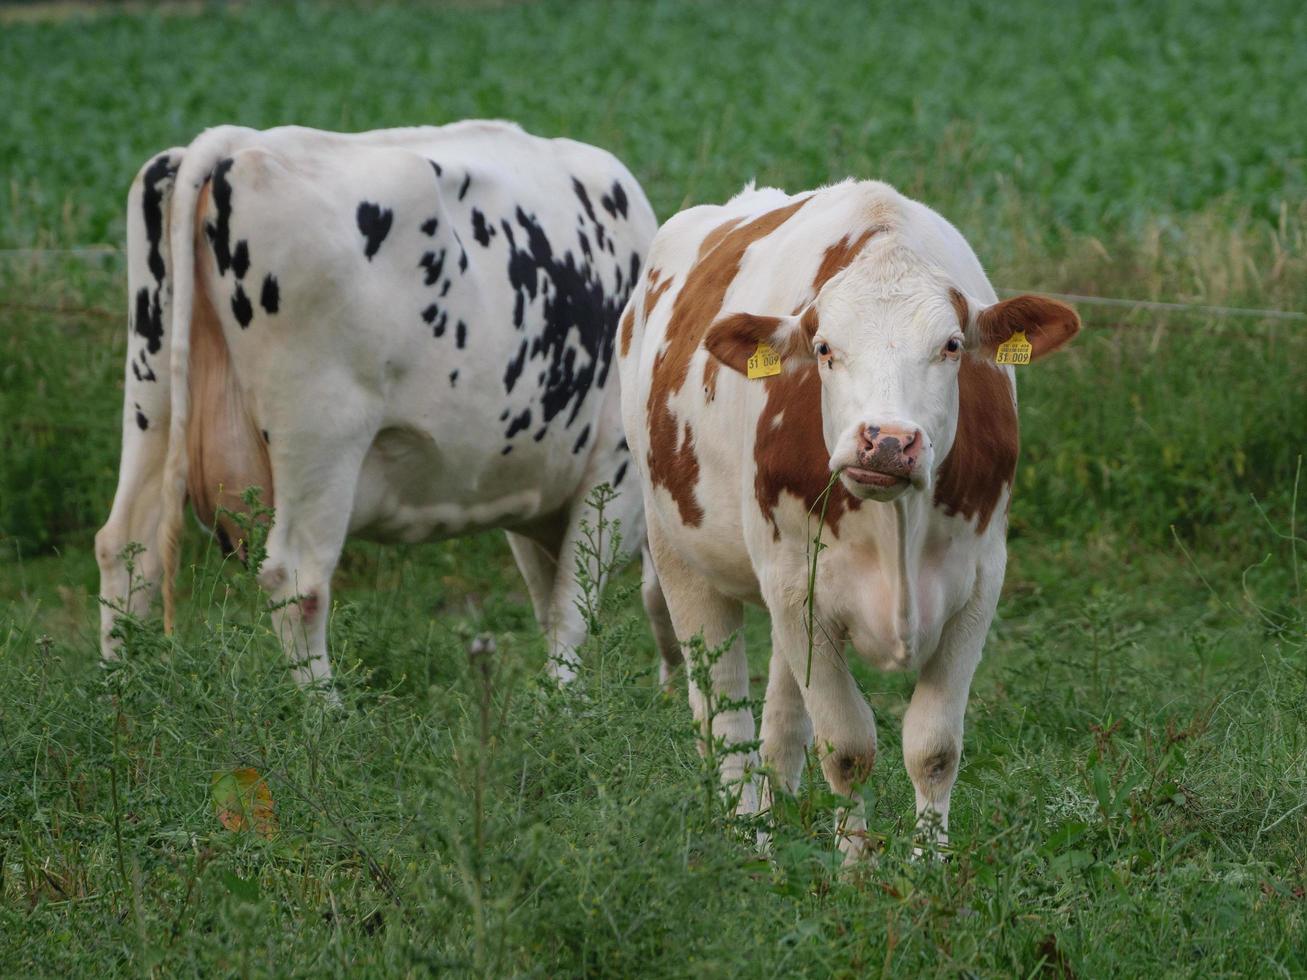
815,341 -> 831,359
943,337 -> 963,358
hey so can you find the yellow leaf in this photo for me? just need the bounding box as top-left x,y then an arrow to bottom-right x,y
212,767 -> 278,838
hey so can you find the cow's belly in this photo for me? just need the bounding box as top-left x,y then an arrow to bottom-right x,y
654,499 -> 763,603
348,418 -> 585,543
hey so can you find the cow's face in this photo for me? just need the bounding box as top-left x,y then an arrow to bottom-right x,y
706,276 -> 1079,502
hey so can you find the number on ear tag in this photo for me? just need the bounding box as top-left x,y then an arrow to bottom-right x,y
995,330 -> 1033,366
747,341 -> 782,379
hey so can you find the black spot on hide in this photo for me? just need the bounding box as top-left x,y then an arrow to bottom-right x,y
231,240 -> 250,280
572,425 -> 590,454
260,274 -> 279,313
419,250 -> 446,286
133,350 -> 157,383
232,284 -> 253,327
572,178 -> 597,223
134,287 -> 163,354
471,208 -> 494,247
600,181 -> 629,219
423,304 -> 448,337
356,202 -> 393,260
140,154 -> 176,284
503,338 -> 528,392
505,409 -> 532,439
205,158 -> 236,276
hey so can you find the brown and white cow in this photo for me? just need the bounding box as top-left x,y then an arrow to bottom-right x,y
618,180 -> 1078,857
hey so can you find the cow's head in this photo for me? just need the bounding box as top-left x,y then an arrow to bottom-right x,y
705,263 -> 1079,502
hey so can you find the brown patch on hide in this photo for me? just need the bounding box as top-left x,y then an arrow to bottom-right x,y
643,266 -> 673,319
811,226 -> 881,293
619,306 -> 635,358
621,266 -> 674,358
933,356 -> 1018,533
187,181 -> 273,553
753,364 -> 860,538
646,197 -> 812,526
697,216 -> 744,259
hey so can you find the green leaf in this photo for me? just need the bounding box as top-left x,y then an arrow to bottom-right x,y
218,870 -> 260,903
1041,820 -> 1089,856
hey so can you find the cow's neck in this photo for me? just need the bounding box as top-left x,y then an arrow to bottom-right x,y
829,489 -> 940,671
890,494 -> 925,656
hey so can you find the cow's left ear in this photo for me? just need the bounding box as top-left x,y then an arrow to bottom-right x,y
704,309 -> 813,375
952,290 -> 1080,361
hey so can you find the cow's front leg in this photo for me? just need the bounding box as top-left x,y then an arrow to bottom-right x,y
758,648 -> 812,807
755,648 -> 812,852
901,591 -> 991,853
768,598 -> 876,862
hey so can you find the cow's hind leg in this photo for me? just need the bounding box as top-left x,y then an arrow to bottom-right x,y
96,149 -> 184,657
640,541 -> 684,690
647,520 -> 758,813
256,438 -> 370,693
96,426 -> 169,657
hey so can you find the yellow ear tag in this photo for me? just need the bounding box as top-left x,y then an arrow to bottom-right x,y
746,341 -> 782,379
995,330 -> 1033,366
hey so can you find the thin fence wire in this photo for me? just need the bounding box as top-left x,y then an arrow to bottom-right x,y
997,288 -> 1307,323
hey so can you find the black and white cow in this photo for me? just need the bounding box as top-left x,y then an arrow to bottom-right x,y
96,121 -> 679,688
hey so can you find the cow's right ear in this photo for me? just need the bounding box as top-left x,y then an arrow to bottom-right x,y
704,310 -> 813,375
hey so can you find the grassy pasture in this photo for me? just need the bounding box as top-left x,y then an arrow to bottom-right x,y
1,0 -> 1305,975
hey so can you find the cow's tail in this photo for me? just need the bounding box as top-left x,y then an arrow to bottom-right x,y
158,126 -> 256,634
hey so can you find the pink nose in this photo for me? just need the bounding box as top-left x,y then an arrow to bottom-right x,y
856,424 -> 923,478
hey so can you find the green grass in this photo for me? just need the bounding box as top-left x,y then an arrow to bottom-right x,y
1,0 -> 1305,975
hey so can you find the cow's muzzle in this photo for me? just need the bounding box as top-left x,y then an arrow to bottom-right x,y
840,423 -> 924,498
